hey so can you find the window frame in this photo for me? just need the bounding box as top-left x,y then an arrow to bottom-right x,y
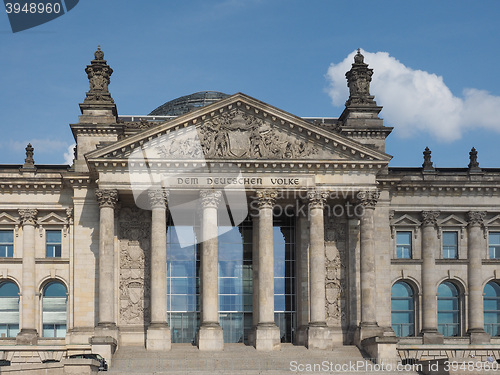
484,281 -> 500,336
0,280 -> 20,338
437,281 -> 461,337
391,281 -> 416,337
488,232 -> 500,260
0,230 -> 14,258
41,281 -> 67,338
442,231 -> 459,260
396,231 -> 413,259
45,229 -> 62,258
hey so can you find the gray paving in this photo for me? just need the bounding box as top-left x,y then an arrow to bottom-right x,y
109,344 -> 420,374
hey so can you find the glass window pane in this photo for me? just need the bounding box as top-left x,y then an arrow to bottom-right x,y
443,232 -> 458,246
489,232 -> 500,246
46,230 -> 61,243
44,282 -> 67,297
0,282 -> 19,297
0,231 -> 13,243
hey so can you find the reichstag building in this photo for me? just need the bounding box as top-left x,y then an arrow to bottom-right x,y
1,47 -> 500,367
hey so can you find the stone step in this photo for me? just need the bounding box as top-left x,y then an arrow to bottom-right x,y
109,344 -> 419,374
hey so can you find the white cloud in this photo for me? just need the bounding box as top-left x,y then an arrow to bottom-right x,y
63,143 -> 76,165
326,50 -> 500,142
9,139 -> 69,153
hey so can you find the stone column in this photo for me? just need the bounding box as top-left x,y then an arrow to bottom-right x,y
306,190 -> 332,349
17,209 -> 38,345
146,189 -> 171,350
421,211 -> 443,344
467,211 -> 489,343
355,190 -> 381,342
197,190 -> 223,351
253,190 -> 281,351
92,189 -> 119,361
248,210 -> 260,346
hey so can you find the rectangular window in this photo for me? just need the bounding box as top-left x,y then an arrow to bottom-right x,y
396,231 -> 412,259
46,230 -> 62,258
442,231 -> 458,259
0,230 -> 14,258
489,232 -> 500,259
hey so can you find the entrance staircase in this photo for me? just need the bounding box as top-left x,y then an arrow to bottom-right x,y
109,344 -> 420,374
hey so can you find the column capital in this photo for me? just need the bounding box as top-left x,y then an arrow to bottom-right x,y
255,190 -> 277,209
148,189 -> 169,209
96,189 -> 118,208
467,211 -> 486,227
307,190 -> 329,210
200,190 -> 222,209
18,209 -> 38,226
356,189 -> 379,209
421,211 -> 440,227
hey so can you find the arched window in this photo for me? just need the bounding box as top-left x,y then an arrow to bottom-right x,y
0,281 -> 19,338
391,281 -> 415,337
484,281 -> 500,336
42,281 -> 67,338
437,281 -> 460,337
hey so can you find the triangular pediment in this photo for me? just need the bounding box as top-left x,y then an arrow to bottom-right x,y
392,214 -> 421,226
38,212 -> 68,225
0,212 -> 19,225
487,215 -> 500,227
86,93 -> 391,170
438,214 -> 467,227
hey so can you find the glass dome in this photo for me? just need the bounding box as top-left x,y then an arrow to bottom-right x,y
149,91 -> 229,116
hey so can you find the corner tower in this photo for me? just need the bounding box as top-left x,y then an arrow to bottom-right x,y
338,49 -> 392,152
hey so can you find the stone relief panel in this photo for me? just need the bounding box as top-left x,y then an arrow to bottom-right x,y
119,207 -> 151,325
325,214 -> 347,328
153,109 -> 345,160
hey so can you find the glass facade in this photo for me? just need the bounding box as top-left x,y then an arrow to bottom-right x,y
391,281 -> 415,337
0,281 -> 19,338
396,231 -> 412,259
166,213 -> 296,344
46,230 -> 62,258
42,281 -> 67,337
0,230 -> 14,258
442,231 -> 458,259
273,215 -> 296,343
218,217 -> 253,344
484,281 -> 500,336
489,232 -> 500,259
166,222 -> 200,344
437,281 -> 460,337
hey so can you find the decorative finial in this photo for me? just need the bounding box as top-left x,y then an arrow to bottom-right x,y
345,48 -> 374,106
468,147 -> 480,171
94,45 -> 104,61
21,143 -> 36,170
422,147 -> 434,171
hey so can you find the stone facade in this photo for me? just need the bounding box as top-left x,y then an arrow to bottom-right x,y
1,48 -> 500,367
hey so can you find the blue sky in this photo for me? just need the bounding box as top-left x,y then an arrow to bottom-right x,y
1,0 -> 500,167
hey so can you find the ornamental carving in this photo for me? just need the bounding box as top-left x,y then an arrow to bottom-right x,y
345,50 -> 375,106
356,190 -> 379,208
307,190 -> 329,210
148,189 -> 169,209
95,189 -> 118,208
199,190 -> 222,209
467,211 -> 486,227
154,109 -> 320,160
421,211 -> 440,227
325,215 -> 347,242
119,207 -> 151,325
325,237 -> 347,326
18,209 -> 38,226
255,190 -> 277,209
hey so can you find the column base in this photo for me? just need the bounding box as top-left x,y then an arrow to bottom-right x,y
16,329 -> 38,345
146,323 -> 172,351
90,335 -> 117,368
197,323 -> 223,351
305,323 -> 333,350
94,322 -> 118,341
253,323 -> 281,351
353,322 -> 382,347
468,329 -> 490,344
421,329 -> 444,344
